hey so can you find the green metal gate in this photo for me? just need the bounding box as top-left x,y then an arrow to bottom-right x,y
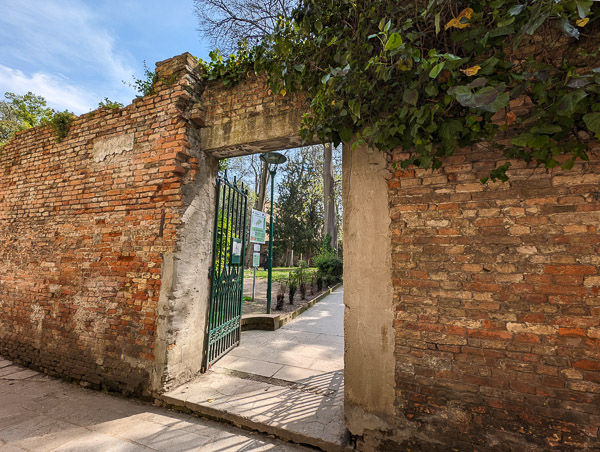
204,175 -> 248,369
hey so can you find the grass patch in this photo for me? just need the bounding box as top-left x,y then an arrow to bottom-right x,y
253,267 -> 317,282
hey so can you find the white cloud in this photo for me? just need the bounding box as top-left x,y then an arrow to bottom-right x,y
0,65 -> 94,114
0,0 -> 137,113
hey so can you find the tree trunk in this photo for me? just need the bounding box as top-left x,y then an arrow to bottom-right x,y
323,142 -> 338,251
245,159 -> 270,266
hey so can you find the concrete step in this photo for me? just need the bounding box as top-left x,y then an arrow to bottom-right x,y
160,368 -> 352,452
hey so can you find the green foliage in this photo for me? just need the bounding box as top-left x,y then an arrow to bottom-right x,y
274,148 -> 324,262
200,41 -> 257,87
314,250 -> 343,286
0,91 -> 53,146
288,271 -> 298,303
98,98 -> 124,109
201,0 -> 600,181
45,111 -> 75,143
125,61 -> 158,97
320,234 -> 334,255
294,260 -> 308,299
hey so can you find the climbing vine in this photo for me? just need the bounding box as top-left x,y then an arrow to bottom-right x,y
199,0 -> 600,181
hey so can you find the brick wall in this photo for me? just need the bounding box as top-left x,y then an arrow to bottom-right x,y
200,75 -> 304,127
0,54 -> 203,395
384,143 -> 600,450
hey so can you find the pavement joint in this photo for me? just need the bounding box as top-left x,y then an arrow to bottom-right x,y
213,367 -> 341,397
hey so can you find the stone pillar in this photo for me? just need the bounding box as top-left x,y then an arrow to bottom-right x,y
342,143 -> 396,438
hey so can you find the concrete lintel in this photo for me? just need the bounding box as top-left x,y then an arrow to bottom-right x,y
201,110 -> 314,158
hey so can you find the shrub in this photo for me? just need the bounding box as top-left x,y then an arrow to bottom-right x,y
314,251 -> 343,284
276,282 -> 286,310
288,272 -> 298,304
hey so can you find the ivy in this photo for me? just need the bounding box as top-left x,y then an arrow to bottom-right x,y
199,0 -> 600,181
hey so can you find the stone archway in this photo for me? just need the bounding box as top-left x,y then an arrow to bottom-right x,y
158,54 -> 397,445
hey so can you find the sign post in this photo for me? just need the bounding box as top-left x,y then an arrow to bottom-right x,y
252,245 -> 261,301
250,213 -> 265,303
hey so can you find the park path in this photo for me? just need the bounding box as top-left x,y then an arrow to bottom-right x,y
219,285 -> 344,381
0,358 -> 308,451
162,286 -> 348,451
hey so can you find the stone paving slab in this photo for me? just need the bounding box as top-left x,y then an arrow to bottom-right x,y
0,361 -> 311,451
162,369 -> 348,452
162,287 -> 349,452
220,287 -> 344,386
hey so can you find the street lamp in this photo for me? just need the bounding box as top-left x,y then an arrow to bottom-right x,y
260,151 -> 287,314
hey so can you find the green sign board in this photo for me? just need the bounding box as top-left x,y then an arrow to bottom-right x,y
250,209 -> 266,244
252,252 -> 260,267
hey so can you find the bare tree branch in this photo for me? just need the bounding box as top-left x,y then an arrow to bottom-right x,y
194,0 -> 297,52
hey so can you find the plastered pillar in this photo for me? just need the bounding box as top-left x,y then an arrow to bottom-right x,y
343,143 -> 396,435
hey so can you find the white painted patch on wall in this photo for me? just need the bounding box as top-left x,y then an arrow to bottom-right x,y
93,133 -> 134,162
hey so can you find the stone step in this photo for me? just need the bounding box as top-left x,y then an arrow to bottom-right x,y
160,368 -> 352,452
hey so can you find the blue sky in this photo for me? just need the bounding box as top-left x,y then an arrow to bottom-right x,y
0,0 -> 212,114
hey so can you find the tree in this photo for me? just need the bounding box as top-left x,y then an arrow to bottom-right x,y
274,147 -> 323,266
193,0 -> 296,52
323,142 -> 337,252
0,92 -> 53,146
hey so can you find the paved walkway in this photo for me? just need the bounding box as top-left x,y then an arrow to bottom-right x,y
162,286 -> 347,451
0,358 -> 309,451
220,286 -> 344,381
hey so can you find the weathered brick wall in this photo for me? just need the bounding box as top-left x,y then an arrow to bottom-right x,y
0,54 -> 203,395
382,143 -> 600,450
200,75 -> 303,127
198,75 -> 309,158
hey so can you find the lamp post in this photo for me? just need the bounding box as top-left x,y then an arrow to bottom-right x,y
260,151 -> 287,314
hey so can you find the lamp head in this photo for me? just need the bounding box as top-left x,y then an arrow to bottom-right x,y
260,151 -> 287,167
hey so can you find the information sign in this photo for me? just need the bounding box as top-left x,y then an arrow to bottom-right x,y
231,238 -> 242,264
250,209 -> 266,243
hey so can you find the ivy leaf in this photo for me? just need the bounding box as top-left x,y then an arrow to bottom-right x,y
429,62 -> 445,79
576,17 -> 589,27
403,89 -> 419,106
523,10 -> 550,35
556,89 -> 587,116
348,100 -> 361,119
567,78 -> 591,88
468,77 -> 488,88
439,120 -> 462,145
460,65 -> 481,76
575,0 -> 592,19
527,134 -> 549,149
473,87 -> 498,107
385,33 -> 403,51
530,124 -> 562,134
583,112 -> 600,136
509,5 -> 526,16
562,158 -> 576,170
445,8 -> 473,30
511,133 -> 534,147
560,19 -> 580,39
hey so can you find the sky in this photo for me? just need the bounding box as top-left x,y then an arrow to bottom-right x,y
0,0 -> 212,114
